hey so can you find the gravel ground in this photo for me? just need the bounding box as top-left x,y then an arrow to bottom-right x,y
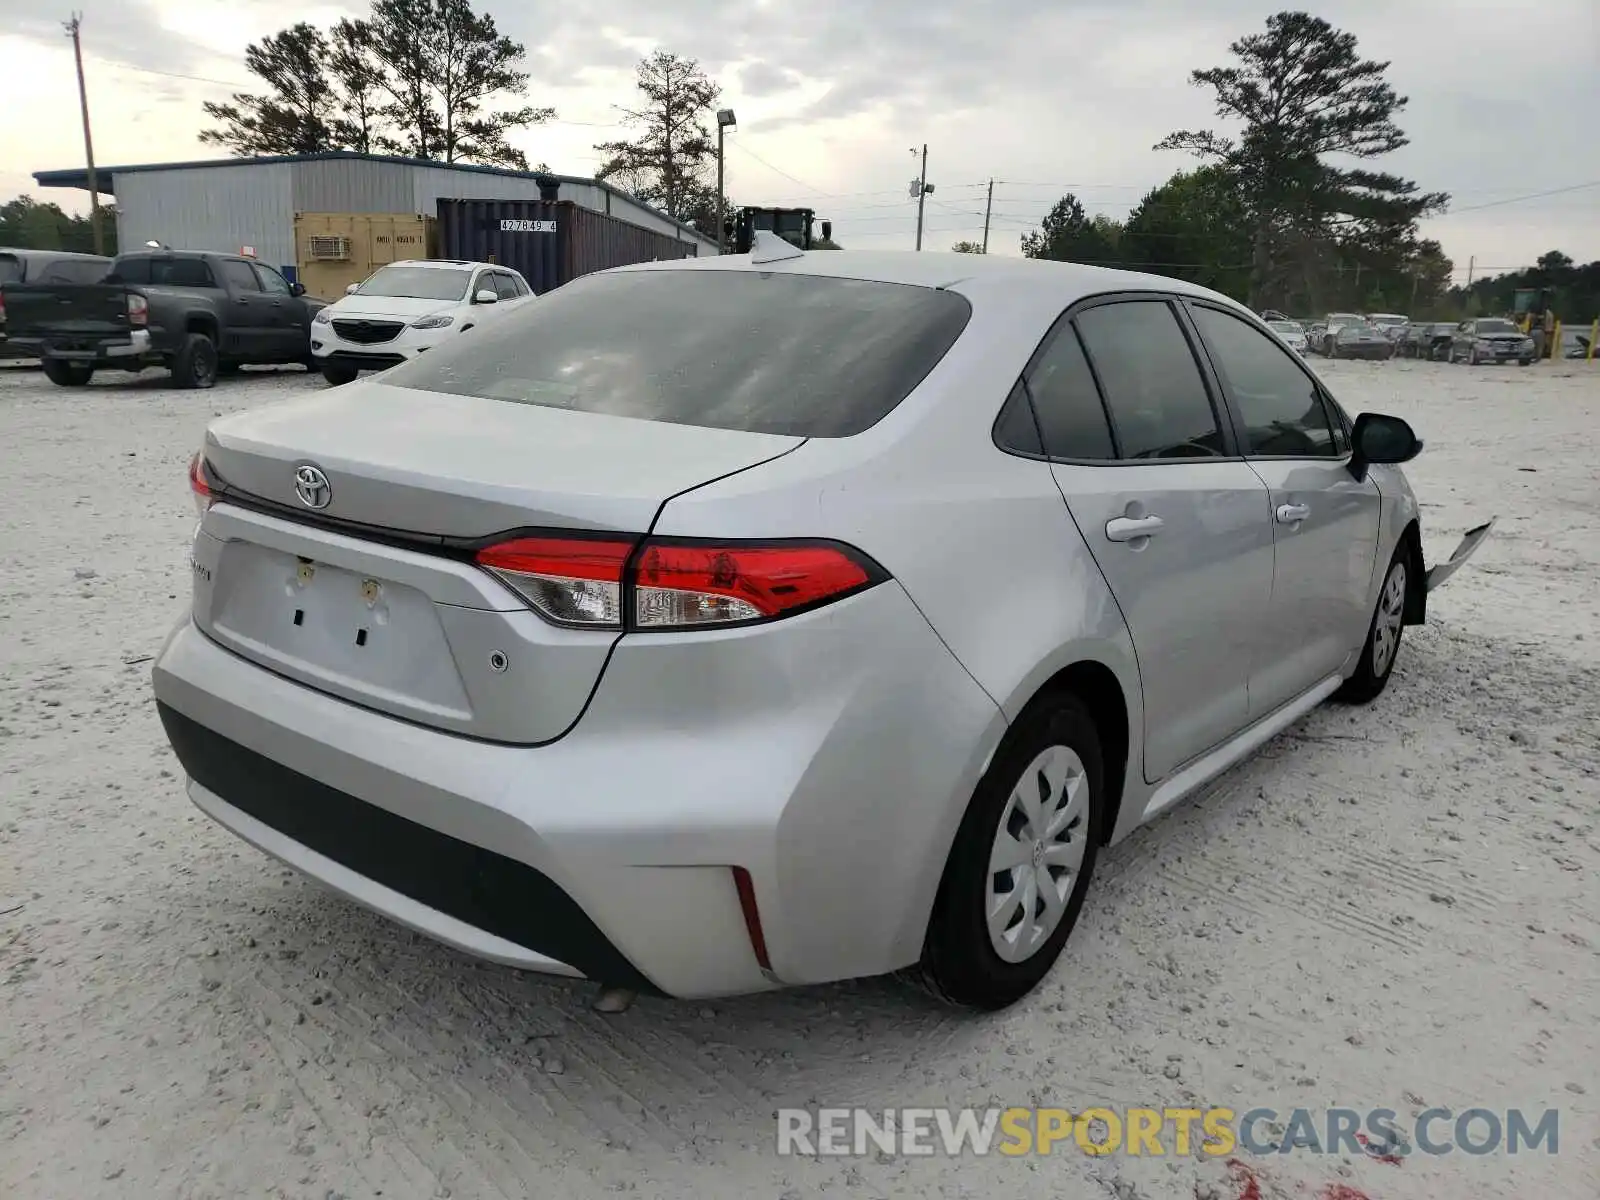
1,357 -> 1596,1200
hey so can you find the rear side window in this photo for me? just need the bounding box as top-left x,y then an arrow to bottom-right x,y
1189,305 -> 1337,457
387,271 -> 973,438
221,260 -> 260,291
0,255 -> 25,283
1074,300 -> 1224,459
1023,322 -> 1115,460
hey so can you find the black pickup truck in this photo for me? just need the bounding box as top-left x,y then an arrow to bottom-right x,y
2,250 -> 326,388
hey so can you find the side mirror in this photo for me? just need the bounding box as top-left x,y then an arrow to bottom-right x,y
345,283 -> 359,295
291,281 -> 306,297
475,288 -> 499,304
1349,412 -> 1422,481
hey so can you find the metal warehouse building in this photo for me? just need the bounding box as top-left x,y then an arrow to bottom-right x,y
32,151 -> 717,276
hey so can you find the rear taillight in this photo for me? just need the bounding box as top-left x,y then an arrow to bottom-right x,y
476,536 -> 632,629
634,541 -> 875,628
474,535 -> 884,631
188,452 -> 213,517
128,294 -> 148,327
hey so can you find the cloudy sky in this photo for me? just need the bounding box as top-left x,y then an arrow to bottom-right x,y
1,0 -> 1595,279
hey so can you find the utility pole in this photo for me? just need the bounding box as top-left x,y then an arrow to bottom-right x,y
981,179 -> 993,254
911,144 -> 931,251
1465,255 -> 1475,288
64,14 -> 105,257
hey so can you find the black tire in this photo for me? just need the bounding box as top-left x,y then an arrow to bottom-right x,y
916,697 -> 1104,1011
172,333 -> 218,390
41,359 -> 94,387
1336,549 -> 1410,705
320,362 -> 359,386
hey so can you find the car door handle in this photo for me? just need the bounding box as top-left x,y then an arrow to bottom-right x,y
1105,515 -> 1164,542
1276,503 -> 1311,524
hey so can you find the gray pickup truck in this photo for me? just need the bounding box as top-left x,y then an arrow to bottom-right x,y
2,250 -> 326,388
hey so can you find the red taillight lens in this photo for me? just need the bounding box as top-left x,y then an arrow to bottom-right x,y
127,294 -> 148,327
475,533 -> 883,631
475,536 -> 633,629
634,541 -> 874,628
188,451 -> 213,516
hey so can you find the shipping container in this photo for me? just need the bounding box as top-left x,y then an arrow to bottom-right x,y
435,197 -> 696,293
292,212 -> 438,299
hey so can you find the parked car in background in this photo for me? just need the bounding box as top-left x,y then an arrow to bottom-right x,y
1304,320 -> 1328,352
1267,318 -> 1309,355
1324,317 -> 1394,360
1366,313 -> 1409,345
0,247 -> 112,359
311,259 -> 537,385
2,250 -> 325,388
1400,322 -> 1456,360
154,243 -> 1492,1010
1450,317 -> 1535,365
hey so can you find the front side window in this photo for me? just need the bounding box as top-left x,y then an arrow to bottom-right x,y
1073,300 -> 1224,459
253,264 -> 292,295
386,270 -> 972,438
492,272 -> 518,301
1190,305 -> 1338,458
1024,322 -> 1114,460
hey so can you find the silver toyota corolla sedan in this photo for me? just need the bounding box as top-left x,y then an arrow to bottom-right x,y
152,236 -> 1493,1010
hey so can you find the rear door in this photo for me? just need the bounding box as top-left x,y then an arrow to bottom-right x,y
1031,295 -> 1275,782
1185,301 -> 1380,713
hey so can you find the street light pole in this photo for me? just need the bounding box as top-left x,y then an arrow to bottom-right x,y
716,109 -> 736,255
64,13 -> 105,256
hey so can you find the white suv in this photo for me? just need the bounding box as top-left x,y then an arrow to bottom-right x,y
311,259 -> 536,385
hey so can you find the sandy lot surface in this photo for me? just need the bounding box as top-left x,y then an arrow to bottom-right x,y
1,357 -> 1596,1200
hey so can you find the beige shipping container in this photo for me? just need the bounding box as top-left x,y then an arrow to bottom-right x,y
293,212 -> 437,299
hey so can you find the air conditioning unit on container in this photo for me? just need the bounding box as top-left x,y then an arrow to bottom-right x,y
306,235 -> 352,262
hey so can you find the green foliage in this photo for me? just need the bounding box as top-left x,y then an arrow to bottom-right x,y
1155,11 -> 1447,309
595,52 -> 723,235
1120,167 -> 1252,297
0,195 -> 117,254
199,0 -> 551,169
1020,194 -> 1120,264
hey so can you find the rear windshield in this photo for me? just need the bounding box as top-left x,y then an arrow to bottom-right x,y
108,256 -> 216,287
0,255 -> 22,284
385,270 -> 973,437
1475,318 -> 1517,334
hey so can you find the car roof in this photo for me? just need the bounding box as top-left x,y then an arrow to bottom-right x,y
608,249 -> 1253,317
375,259 -> 504,271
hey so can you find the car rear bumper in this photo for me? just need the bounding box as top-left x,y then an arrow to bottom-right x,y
151,582 -> 1004,998
34,328 -> 152,362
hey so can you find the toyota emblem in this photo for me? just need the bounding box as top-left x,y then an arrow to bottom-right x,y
293,463 -> 332,509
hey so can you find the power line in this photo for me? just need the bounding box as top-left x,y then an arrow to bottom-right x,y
1437,181 -> 1600,216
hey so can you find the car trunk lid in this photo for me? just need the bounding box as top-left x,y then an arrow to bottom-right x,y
195,381 -> 803,743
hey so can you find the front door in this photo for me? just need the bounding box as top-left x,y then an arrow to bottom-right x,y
1031,296 -> 1275,782
217,259 -> 274,359
251,263 -> 306,361
1184,302 -> 1381,714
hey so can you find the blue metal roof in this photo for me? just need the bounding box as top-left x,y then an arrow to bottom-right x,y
32,151 -> 709,244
